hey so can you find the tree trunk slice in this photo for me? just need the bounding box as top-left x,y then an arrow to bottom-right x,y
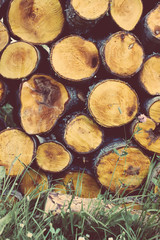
64,113 -> 104,154
139,54 -> 160,95
88,79 -> 139,128
0,41 -> 39,79
0,21 -> 9,52
50,35 -> 99,82
144,96 -> 160,123
7,0 -> 64,45
132,116 -> 160,154
54,170 -> 101,198
36,141 -> 72,173
0,80 -> 7,106
20,74 -> 69,135
94,140 -> 150,193
110,0 -> 143,31
20,168 -> 48,198
100,31 -> 144,78
0,128 -> 35,176
144,2 -> 160,44
66,0 -> 109,33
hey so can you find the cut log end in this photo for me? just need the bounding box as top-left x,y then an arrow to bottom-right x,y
8,0 -> 65,44
54,170 -> 101,198
36,142 -> 72,173
110,0 -> 143,31
0,128 -> 35,176
20,74 -> 69,135
0,21 -> 9,52
88,79 -> 139,128
95,145 -> 150,193
71,0 -> 109,20
50,35 -> 99,81
0,41 -> 39,79
64,114 -> 103,154
101,31 -> 144,78
132,117 -> 160,154
20,168 -> 48,198
139,54 -> 160,95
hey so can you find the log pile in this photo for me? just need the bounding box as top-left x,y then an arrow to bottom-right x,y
0,0 -> 160,200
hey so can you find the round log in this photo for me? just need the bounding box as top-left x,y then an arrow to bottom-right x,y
66,0 -> 109,33
36,141 -> 72,173
64,113 -> 104,154
19,74 -> 70,135
0,79 -> 7,106
54,170 -> 101,198
94,140 -> 150,194
110,0 -> 143,31
139,53 -> 160,95
131,115 -> 160,154
100,31 -> 144,78
0,41 -> 39,79
88,79 -> 139,128
7,0 -> 65,45
0,21 -> 9,52
144,96 -> 160,123
20,168 -> 48,198
0,128 -> 35,176
144,2 -> 160,45
50,35 -> 99,82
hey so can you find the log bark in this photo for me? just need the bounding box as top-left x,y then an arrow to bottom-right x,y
0,80 -> 7,106
20,168 -> 48,198
65,0 -> 109,34
0,41 -> 40,79
63,112 -> 104,154
131,115 -> 160,154
0,21 -> 9,52
7,0 -> 65,45
144,2 -> 160,45
0,128 -> 35,176
94,139 -> 150,194
87,79 -> 139,128
19,74 -> 70,135
100,31 -> 144,78
54,169 -> 101,198
110,0 -> 143,31
36,141 -> 73,173
139,53 -> 160,95
50,35 -> 100,82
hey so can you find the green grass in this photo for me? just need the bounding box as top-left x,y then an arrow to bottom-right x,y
0,161 -> 159,240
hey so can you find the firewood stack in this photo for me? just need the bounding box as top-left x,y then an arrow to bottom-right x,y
0,0 -> 160,198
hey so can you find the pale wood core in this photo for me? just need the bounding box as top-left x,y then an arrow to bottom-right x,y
0,129 -> 34,176
140,55 -> 160,95
110,0 -> 143,31
146,4 -> 160,39
71,0 -> 109,20
64,114 -> 103,153
0,21 -> 9,52
36,142 -> 71,172
96,147 -> 150,193
88,80 -> 138,127
8,0 -> 64,44
20,74 -> 69,135
50,36 -> 99,81
104,32 -> 144,77
133,117 -> 160,154
0,41 -> 39,79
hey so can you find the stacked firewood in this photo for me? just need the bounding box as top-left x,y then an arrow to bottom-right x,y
0,0 -> 160,199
